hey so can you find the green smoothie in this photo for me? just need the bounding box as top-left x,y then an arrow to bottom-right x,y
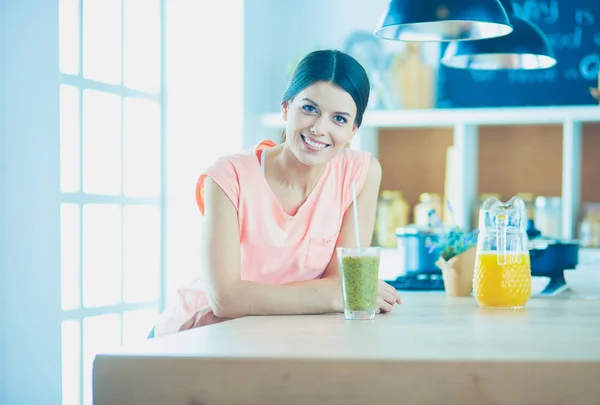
340,255 -> 380,311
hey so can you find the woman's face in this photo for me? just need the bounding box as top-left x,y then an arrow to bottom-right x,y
281,81 -> 358,166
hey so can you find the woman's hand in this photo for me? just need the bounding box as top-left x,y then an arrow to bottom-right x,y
376,280 -> 402,314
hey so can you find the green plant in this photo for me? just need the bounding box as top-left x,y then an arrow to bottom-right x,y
425,202 -> 479,261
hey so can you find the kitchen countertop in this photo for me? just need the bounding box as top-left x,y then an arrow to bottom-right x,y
93,292 -> 600,405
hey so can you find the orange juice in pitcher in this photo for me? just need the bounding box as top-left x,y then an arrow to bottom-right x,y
473,196 -> 532,308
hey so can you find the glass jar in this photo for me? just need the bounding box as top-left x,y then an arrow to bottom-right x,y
534,196 -> 562,238
580,204 -> 600,248
375,190 -> 409,248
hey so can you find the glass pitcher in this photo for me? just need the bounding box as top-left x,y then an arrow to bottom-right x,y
473,196 -> 532,309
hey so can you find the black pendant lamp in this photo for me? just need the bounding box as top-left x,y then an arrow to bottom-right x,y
441,0 -> 556,69
374,0 -> 513,42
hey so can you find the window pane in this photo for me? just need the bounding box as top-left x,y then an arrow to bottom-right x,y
82,204 -> 122,307
62,320 -> 81,405
123,205 -> 160,303
60,85 -> 80,193
82,0 -> 122,84
61,203 -> 81,310
82,90 -> 122,195
123,97 -> 160,197
83,314 -> 122,405
123,0 -> 161,93
59,0 -> 80,75
123,308 -> 159,345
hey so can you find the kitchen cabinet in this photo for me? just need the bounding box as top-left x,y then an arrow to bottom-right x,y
261,105 -> 600,239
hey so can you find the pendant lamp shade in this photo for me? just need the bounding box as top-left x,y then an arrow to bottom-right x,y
374,0 -> 513,42
441,0 -> 556,69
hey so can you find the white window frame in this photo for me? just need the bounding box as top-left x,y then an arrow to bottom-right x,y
58,1 -> 166,404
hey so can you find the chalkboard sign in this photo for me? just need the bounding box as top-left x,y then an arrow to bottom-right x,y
436,0 -> 600,108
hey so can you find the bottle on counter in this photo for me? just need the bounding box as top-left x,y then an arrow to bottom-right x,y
374,190 -> 410,248
579,204 -> 600,248
414,193 -> 442,227
534,196 -> 562,239
516,192 -> 536,220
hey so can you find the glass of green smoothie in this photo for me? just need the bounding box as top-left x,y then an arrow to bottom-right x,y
337,246 -> 381,320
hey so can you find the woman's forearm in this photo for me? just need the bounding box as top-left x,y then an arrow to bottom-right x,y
209,277 -> 343,318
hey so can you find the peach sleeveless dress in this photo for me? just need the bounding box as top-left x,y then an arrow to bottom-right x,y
153,140 -> 372,336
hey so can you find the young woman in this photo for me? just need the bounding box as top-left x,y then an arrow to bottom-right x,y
152,49 -> 402,337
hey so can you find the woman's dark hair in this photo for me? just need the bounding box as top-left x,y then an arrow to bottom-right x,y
280,49 -> 370,142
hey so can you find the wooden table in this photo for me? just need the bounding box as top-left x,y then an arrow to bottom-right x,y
93,293 -> 600,405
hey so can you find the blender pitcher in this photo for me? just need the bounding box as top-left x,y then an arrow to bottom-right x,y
473,196 -> 532,308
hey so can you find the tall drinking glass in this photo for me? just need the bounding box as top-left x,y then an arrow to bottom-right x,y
337,246 -> 381,320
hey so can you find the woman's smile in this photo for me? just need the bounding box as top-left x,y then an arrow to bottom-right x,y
301,134 -> 331,151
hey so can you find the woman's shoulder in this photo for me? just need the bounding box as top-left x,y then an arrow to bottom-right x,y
196,141 -> 275,215
206,149 -> 254,171
331,148 -> 379,196
339,147 -> 371,159
205,139 -> 276,173
196,153 -> 249,216
333,148 -> 374,170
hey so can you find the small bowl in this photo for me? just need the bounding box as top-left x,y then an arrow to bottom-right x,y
564,269 -> 600,298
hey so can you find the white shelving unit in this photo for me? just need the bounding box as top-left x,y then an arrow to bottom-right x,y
260,105 -> 600,239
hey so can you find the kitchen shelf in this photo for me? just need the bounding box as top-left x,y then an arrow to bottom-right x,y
260,105 -> 600,240
260,105 -> 600,128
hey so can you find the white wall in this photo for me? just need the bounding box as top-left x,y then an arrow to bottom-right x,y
0,0 -> 6,399
242,0 -> 390,148
1,1 -> 63,404
164,0 -> 244,301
